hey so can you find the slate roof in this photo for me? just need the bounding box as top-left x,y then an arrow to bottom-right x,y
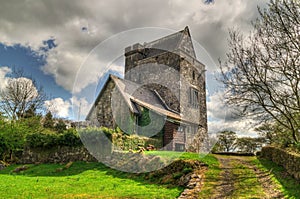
110,75 -> 181,120
145,30 -> 184,52
144,26 -> 196,58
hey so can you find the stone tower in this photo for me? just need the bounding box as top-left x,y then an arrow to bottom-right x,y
124,26 -> 207,133
86,26 -> 207,152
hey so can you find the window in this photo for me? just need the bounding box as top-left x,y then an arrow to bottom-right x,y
175,143 -> 185,151
192,71 -> 195,80
177,126 -> 185,132
189,88 -> 199,108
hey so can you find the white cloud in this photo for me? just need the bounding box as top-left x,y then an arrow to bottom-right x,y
71,97 -> 91,121
207,90 -> 258,137
0,0 -> 268,94
0,0 -> 269,131
208,119 -> 258,137
0,66 -> 11,91
207,91 -> 238,121
44,98 -> 71,118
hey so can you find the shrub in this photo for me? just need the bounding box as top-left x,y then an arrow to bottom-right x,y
25,129 -> 82,149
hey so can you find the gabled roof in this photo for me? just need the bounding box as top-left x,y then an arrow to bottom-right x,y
111,75 -> 181,119
144,26 -> 196,58
86,74 -> 182,121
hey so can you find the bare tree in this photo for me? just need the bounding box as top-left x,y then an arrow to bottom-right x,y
219,0 -> 300,143
0,70 -> 46,120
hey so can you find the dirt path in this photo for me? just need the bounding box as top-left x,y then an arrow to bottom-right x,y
209,155 -> 284,199
210,157 -> 235,198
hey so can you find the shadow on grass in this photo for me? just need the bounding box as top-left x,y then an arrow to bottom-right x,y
0,161 -> 108,177
257,157 -> 300,198
0,161 -> 184,190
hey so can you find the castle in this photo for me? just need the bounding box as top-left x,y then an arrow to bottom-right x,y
86,27 -> 207,151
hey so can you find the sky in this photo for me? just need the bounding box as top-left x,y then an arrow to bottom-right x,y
0,0 -> 269,137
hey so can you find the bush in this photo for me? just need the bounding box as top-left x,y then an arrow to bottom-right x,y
0,122 -> 27,161
78,127 -> 162,151
25,129 -> 82,149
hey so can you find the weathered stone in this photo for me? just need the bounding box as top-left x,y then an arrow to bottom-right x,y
86,27 -> 208,152
187,182 -> 197,189
13,165 -> 29,173
17,146 -> 97,164
261,146 -> 300,180
191,174 -> 198,178
179,173 -> 192,186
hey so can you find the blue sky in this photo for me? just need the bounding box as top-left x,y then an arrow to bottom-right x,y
0,0 -> 268,136
0,43 -> 71,100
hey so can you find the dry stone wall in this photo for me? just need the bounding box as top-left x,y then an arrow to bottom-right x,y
18,146 -> 96,164
261,146 -> 300,180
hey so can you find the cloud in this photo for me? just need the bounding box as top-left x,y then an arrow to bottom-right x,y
207,89 -> 258,137
71,96 -> 92,121
207,91 -> 239,122
0,0 -> 268,94
208,119 -> 258,137
44,98 -> 71,118
0,0 -> 269,134
0,66 -> 11,90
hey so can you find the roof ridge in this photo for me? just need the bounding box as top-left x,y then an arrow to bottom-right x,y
145,27 -> 187,48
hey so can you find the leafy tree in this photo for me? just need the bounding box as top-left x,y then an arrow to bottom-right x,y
0,70 -> 46,120
256,121 -> 295,147
235,137 -> 264,153
219,0 -> 300,143
55,119 -> 67,133
43,111 -> 54,129
215,131 -> 237,152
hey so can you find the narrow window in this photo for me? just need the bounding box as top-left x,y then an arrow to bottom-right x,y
189,88 -> 199,108
177,126 -> 184,132
192,71 -> 195,80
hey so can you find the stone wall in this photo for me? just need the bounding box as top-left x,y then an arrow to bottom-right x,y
18,146 -> 96,164
261,146 -> 300,180
87,79 -> 115,128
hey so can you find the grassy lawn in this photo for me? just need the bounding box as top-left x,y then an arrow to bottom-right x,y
145,151 -> 218,165
0,152 -> 216,199
0,162 -> 182,199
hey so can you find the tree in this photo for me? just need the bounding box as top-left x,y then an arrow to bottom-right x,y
43,111 -> 54,129
235,137 -> 264,153
0,70 -> 46,120
219,0 -> 300,143
215,131 -> 237,152
256,121 -> 294,147
55,119 -> 67,133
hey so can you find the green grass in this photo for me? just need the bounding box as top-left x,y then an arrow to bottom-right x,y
0,161 -> 183,199
252,157 -> 300,199
145,150 -> 218,166
230,160 -> 265,198
0,152 -> 217,199
196,154 -> 221,198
